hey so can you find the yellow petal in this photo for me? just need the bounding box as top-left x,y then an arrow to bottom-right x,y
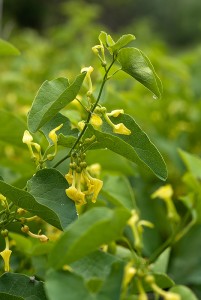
113,123 -> 131,135
48,124 -> 63,144
90,178 -> 103,203
22,130 -> 33,144
66,186 -> 86,205
90,114 -> 103,127
78,120 -> 85,131
0,249 -> 12,272
107,109 -> 124,117
151,184 -> 173,200
81,66 -> 94,74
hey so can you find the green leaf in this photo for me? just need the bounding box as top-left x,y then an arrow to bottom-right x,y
118,47 -> 163,99
0,273 -> 47,300
110,34 -> 136,53
97,261 -> 124,300
0,294 -> 23,300
179,149 -> 201,179
0,171 -> 75,230
9,232 -> 33,255
151,248 -> 171,273
27,168 -> 77,229
40,113 -> 78,145
0,110 -> 26,148
101,175 -> 136,210
170,285 -> 198,300
0,39 -> 20,56
99,31 -> 115,47
86,114 -> 167,180
45,260 -> 124,300
70,250 -> 120,280
168,225 -> 201,285
132,272 -> 174,293
28,72 -> 86,133
48,207 -> 130,268
45,270 -> 95,300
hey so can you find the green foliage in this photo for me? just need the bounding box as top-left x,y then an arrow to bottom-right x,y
0,17 -> 200,300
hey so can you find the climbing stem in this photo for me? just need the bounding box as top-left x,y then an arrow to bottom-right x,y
53,55 -> 116,168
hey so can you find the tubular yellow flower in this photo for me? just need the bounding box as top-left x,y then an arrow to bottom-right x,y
22,130 -> 33,144
66,186 -> 86,205
113,123 -> 131,135
82,170 -> 103,203
0,236 -> 12,272
151,184 -> 173,200
78,120 -> 85,131
81,66 -> 94,96
151,185 -> 180,222
122,262 -> 137,289
21,225 -> 49,243
107,109 -> 124,117
103,113 -> 131,135
0,249 -> 12,272
48,124 -> 63,144
65,169 -> 73,185
81,66 -> 94,74
90,114 -> 103,128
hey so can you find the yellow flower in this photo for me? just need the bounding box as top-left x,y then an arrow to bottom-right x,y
65,168 -> 73,185
81,66 -> 94,96
49,124 -> 63,144
81,66 -> 94,74
0,248 -> 12,272
87,163 -> 101,177
82,170 -> 103,203
113,123 -> 131,135
22,130 -> 33,143
151,184 -> 173,200
90,114 -> 103,128
78,120 -> 85,131
66,186 -> 86,205
90,178 -> 103,203
122,262 -> 137,289
22,130 -> 41,161
107,109 -> 124,117
21,225 -> 49,243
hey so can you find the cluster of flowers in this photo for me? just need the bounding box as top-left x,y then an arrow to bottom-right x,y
65,158 -> 103,206
78,107 -> 131,135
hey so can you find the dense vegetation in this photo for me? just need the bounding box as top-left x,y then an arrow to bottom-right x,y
0,2 -> 201,299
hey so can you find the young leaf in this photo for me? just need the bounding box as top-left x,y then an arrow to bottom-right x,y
99,31 -> 115,47
28,72 -> 86,133
110,34 -> 136,53
118,47 -> 163,99
86,114 -> 167,181
0,39 -> 20,56
0,273 -> 47,300
170,285 -> 198,300
27,168 -> 77,229
0,110 -> 26,148
48,207 -> 131,269
0,170 -> 76,230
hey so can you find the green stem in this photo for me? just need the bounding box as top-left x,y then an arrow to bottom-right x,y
53,56 -> 116,168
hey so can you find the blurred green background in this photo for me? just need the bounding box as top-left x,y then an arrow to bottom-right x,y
1,0 -> 201,297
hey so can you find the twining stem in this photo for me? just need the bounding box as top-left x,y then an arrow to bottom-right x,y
53,55 -> 116,168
